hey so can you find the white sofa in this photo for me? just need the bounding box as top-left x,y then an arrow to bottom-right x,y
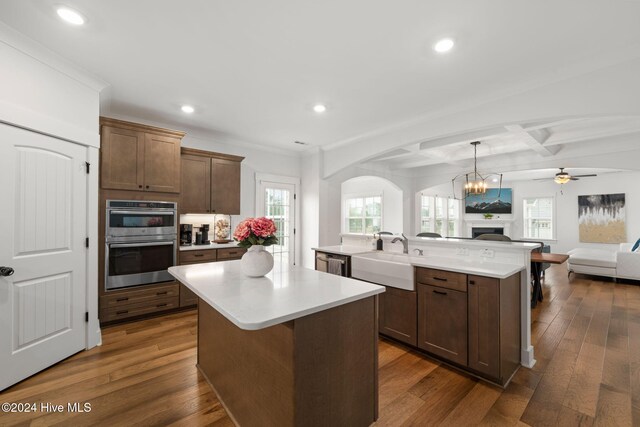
568,243 -> 640,281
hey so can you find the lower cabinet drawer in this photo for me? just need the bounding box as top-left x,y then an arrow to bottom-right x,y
217,247 -> 247,260
416,267 -> 467,292
102,282 -> 179,309
101,296 -> 179,322
180,249 -> 217,263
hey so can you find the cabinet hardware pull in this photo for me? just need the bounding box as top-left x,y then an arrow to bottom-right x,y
138,185 -> 142,188
157,303 -> 168,308
156,291 -> 168,295
433,277 -> 447,281
228,251 -> 237,255
116,297 -> 129,302
433,290 -> 448,295
116,310 -> 128,315
194,254 -> 204,257
469,280 -> 475,285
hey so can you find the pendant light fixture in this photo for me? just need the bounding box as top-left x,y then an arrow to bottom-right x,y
451,141 -> 503,199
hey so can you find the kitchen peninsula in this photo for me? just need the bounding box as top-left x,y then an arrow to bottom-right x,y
168,261 -> 385,427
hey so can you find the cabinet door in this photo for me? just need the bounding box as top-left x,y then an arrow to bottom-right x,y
417,284 -> 467,365
379,287 -> 417,346
101,126 -> 145,190
468,275 -> 500,379
180,154 -> 211,214
143,133 -> 181,193
211,158 -> 241,214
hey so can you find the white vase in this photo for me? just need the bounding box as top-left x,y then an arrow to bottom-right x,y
241,245 -> 274,277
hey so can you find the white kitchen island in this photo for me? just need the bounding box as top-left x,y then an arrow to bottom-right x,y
168,260 -> 385,427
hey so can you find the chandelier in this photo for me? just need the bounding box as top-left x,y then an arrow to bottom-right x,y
451,141 -> 503,199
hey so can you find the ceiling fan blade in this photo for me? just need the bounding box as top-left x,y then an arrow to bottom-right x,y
571,174 -> 597,178
569,177 -> 579,180
533,177 -> 552,181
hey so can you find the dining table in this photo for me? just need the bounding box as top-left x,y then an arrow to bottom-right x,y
530,252 -> 569,308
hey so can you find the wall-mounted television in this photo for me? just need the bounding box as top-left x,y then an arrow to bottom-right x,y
465,188 -> 512,214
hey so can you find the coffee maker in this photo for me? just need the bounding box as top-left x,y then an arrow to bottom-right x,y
198,224 -> 210,245
180,224 -> 192,246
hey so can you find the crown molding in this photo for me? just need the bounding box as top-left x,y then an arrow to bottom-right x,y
0,21 -> 108,93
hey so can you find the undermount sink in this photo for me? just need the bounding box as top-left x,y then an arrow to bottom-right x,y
351,252 -> 415,291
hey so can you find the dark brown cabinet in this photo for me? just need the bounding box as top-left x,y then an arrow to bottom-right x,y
100,117 -> 183,193
468,274 -> 520,383
417,283 -> 468,365
379,287 -> 417,346
414,267 -> 521,385
180,148 -> 244,215
181,154 -> 211,214
211,158 -> 241,215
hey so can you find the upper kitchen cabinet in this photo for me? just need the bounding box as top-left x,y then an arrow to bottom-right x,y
180,148 -> 244,215
100,117 -> 184,193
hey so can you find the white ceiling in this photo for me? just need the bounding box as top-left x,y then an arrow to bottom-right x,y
1,0 -> 640,154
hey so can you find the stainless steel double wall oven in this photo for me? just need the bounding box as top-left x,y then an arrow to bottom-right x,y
105,200 -> 177,291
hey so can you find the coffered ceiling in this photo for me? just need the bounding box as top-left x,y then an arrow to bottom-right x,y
365,117 -> 640,170
1,0 -> 640,157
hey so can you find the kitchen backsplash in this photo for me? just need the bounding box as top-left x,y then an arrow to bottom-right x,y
181,213 -> 237,243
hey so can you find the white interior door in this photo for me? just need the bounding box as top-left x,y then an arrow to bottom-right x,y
257,180 -> 297,266
0,123 -> 88,390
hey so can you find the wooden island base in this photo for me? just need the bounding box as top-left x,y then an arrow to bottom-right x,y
197,296 -> 378,427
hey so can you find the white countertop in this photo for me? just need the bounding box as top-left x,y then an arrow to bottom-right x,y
312,245 -> 372,256
180,242 -> 240,251
409,255 -> 523,279
168,261 -> 385,331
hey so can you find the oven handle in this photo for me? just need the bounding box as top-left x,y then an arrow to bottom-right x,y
109,241 -> 175,249
108,210 -> 176,216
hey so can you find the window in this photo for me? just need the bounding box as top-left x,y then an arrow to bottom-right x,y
345,195 -> 382,234
523,197 -> 554,239
420,195 -> 460,237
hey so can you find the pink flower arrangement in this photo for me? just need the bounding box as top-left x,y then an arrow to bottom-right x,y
233,217 -> 278,247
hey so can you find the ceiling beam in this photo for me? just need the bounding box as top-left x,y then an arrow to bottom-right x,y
418,126 -> 507,151
504,124 -> 559,157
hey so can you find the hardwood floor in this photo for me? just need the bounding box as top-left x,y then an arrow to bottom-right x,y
1,264 -> 638,426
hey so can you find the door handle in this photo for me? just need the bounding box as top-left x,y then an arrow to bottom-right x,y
0,267 -> 14,277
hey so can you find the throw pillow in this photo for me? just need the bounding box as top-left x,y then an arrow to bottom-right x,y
633,238 -> 640,252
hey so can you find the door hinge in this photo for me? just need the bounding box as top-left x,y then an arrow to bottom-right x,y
293,228 -> 296,235
294,193 -> 297,200
85,162 -> 90,174
85,237 -> 89,248
85,312 -> 89,322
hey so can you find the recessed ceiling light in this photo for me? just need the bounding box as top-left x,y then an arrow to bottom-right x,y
434,38 -> 455,53
181,105 -> 195,114
313,104 -> 327,113
56,7 -> 85,25
492,178 -> 499,183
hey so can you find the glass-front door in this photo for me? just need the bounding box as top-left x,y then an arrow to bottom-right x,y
258,181 -> 296,266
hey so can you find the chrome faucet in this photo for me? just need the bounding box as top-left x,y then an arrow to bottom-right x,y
391,233 -> 409,254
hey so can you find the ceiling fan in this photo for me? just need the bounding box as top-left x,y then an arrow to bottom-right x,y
535,167 -> 597,184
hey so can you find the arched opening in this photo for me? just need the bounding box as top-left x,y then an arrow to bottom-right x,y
341,176 -> 403,235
